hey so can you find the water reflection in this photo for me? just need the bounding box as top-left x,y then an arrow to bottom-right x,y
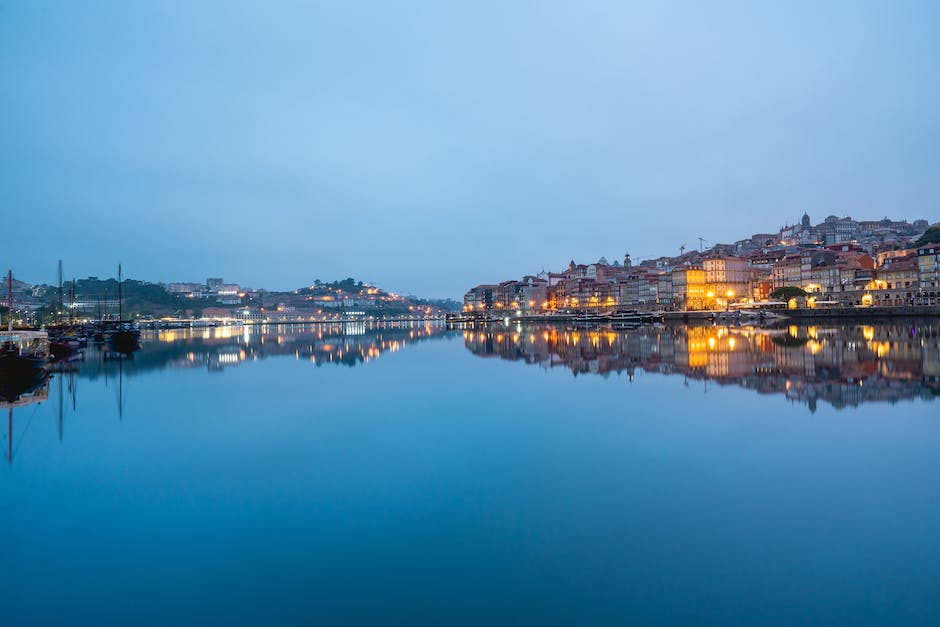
82,320 -> 449,377
463,321 -> 940,411
1,370 -> 50,464
1,321 -> 449,463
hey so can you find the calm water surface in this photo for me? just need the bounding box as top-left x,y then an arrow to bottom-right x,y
3,321 -> 940,626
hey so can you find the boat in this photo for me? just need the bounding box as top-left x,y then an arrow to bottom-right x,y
106,264 -> 140,353
108,323 -> 140,353
49,332 -> 85,360
1,270 -> 49,382
0,330 -> 48,372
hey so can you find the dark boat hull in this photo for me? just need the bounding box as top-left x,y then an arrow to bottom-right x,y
50,340 -> 82,360
0,349 -> 48,403
107,330 -> 140,353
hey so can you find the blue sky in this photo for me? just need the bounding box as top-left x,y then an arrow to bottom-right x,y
2,1 -> 938,298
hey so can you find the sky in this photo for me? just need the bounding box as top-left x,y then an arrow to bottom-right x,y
2,1 -> 939,298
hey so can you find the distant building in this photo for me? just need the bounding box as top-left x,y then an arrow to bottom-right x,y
166,282 -> 203,295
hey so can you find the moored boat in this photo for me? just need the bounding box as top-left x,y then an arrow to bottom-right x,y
105,264 -> 141,353
2,269 -> 49,380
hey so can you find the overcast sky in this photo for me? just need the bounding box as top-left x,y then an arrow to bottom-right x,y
2,1 -> 938,297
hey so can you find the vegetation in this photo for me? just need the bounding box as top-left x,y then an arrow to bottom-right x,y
410,297 -> 461,311
26,274 -> 452,319
42,277 -> 199,317
312,278 -> 363,292
770,286 -> 807,300
913,225 -> 940,247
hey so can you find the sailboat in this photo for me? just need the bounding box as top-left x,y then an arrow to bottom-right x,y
49,276 -> 86,359
1,270 -> 49,401
106,264 -> 140,353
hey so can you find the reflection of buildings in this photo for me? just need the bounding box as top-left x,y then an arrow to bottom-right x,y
77,321 -> 452,376
464,323 -> 940,411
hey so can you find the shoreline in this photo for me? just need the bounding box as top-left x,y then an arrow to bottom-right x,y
447,305 -> 940,326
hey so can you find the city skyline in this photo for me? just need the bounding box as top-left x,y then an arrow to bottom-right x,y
3,1 -> 939,298
7,211 -> 931,297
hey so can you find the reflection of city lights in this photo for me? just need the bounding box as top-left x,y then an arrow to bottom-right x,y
460,323 -> 934,408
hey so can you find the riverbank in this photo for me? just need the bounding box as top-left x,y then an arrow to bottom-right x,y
780,305 -> 940,319
447,305 -> 940,326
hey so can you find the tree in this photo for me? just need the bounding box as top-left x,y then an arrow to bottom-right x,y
770,286 -> 807,300
914,225 -> 940,247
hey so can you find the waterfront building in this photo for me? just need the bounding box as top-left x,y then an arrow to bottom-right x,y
918,245 -> 940,305
658,272 -> 674,309
462,215 -> 933,314
490,278 -> 548,312
464,285 -> 497,311
703,256 -> 748,307
877,255 -> 919,290
671,266 -> 706,311
771,255 -> 803,290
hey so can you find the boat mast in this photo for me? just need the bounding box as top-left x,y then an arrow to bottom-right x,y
118,264 -> 123,322
57,259 -> 63,324
7,269 -> 12,335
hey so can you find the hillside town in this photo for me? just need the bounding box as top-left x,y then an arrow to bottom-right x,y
4,274 -> 458,324
464,214 -> 940,313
